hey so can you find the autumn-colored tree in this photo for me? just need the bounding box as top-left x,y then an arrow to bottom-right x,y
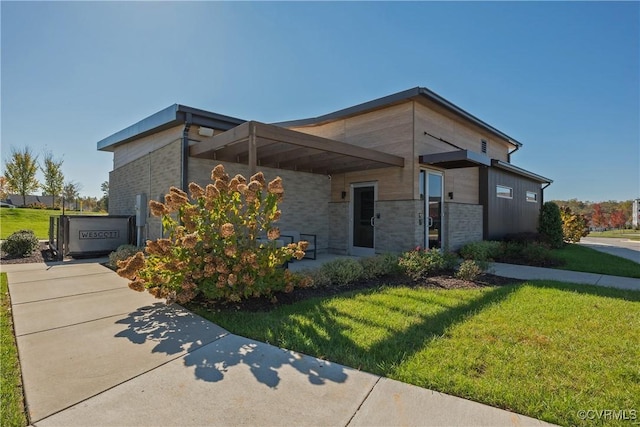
560,206 -> 589,243
591,203 -> 608,229
609,210 -> 627,229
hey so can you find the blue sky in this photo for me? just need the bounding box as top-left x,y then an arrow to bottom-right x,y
2,1 -> 638,201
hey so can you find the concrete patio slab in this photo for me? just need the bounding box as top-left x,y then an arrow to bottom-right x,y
36,334 -> 379,426
12,287 -> 156,336
19,303 -> 228,422
349,377 -> 555,426
8,272 -> 126,304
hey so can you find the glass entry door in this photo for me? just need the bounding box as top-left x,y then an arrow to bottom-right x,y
420,170 -> 444,249
350,183 -> 376,256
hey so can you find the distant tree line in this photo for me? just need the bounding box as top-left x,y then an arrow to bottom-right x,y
551,199 -> 635,230
1,146 -> 108,211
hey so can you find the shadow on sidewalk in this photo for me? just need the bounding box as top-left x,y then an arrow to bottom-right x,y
114,302 -> 348,388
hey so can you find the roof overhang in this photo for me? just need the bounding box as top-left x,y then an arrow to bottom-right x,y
97,104 -> 245,152
276,87 -> 523,149
419,150 -> 491,169
189,121 -> 405,175
491,160 -> 553,184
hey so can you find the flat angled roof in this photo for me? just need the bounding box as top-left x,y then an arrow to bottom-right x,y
275,87 -> 523,148
97,104 -> 245,152
492,160 -> 553,184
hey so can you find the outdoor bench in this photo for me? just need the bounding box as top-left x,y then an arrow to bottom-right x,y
280,230 -> 317,260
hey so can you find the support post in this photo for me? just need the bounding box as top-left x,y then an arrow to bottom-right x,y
248,122 -> 257,176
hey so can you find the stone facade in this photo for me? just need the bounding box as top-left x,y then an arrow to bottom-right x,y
328,202 -> 349,254
443,202 -> 483,251
109,140 -> 182,241
375,200 -> 422,253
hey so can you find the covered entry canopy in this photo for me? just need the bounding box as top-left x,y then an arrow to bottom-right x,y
189,121 -> 404,175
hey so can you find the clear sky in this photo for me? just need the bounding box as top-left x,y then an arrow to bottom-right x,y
2,1 -> 638,202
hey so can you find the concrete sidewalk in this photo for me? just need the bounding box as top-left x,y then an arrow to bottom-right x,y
2,260 -> 554,427
490,262 -> 640,291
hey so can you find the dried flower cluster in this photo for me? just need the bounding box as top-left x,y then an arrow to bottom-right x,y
117,164 -> 309,304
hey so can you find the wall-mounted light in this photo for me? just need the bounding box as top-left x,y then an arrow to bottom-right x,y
448,192 -> 454,200
341,191 -> 347,199
198,127 -> 214,137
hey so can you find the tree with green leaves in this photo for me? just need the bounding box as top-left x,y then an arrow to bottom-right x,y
40,152 -> 64,208
99,181 -> 109,211
3,147 -> 39,206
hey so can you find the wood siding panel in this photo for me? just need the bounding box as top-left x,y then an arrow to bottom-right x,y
444,168 -> 479,204
289,103 -> 414,201
414,102 -> 511,168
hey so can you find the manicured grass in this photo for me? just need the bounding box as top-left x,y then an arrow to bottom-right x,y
0,273 -> 28,427
589,229 -> 640,241
0,208 -> 106,239
192,281 -> 640,426
552,244 -> 640,278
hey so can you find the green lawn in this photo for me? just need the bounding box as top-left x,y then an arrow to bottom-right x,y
1,273 -> 28,427
0,208 -> 106,239
191,281 -> 640,427
552,244 -> 640,278
588,229 -> 640,240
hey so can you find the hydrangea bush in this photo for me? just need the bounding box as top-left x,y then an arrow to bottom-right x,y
117,164 -> 309,304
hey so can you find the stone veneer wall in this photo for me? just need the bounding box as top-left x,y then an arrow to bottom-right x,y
109,140 -> 182,242
444,202 -> 483,251
328,202 -> 349,254
375,200 -> 422,253
189,159 -> 330,253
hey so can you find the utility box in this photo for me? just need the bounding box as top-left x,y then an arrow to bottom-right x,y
135,193 -> 147,227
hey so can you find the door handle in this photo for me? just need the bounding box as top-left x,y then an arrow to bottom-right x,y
370,216 -> 375,227
428,217 -> 433,227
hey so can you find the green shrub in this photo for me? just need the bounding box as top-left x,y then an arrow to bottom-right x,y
459,240 -> 502,262
455,260 -> 484,281
398,248 -> 457,281
108,244 -> 139,269
495,241 -> 561,267
116,164 -> 309,304
299,268 -> 332,288
359,253 -> 401,279
538,202 -> 564,249
1,229 -> 39,257
320,258 -> 365,286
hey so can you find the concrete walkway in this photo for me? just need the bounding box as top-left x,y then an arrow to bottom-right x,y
490,263 -> 640,291
578,237 -> 640,264
2,260 -> 554,427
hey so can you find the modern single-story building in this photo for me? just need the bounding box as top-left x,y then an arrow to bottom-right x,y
97,87 -> 552,255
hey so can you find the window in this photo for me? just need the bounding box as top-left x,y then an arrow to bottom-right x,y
481,139 -> 487,154
496,185 -> 513,199
526,191 -> 538,203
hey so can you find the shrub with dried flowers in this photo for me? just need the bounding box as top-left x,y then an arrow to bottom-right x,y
117,164 -> 309,304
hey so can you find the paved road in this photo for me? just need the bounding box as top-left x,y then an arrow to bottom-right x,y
579,237 -> 640,264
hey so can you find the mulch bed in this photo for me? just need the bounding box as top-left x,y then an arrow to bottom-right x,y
191,273 -> 522,313
1,245 -> 523,313
0,242 -> 57,264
